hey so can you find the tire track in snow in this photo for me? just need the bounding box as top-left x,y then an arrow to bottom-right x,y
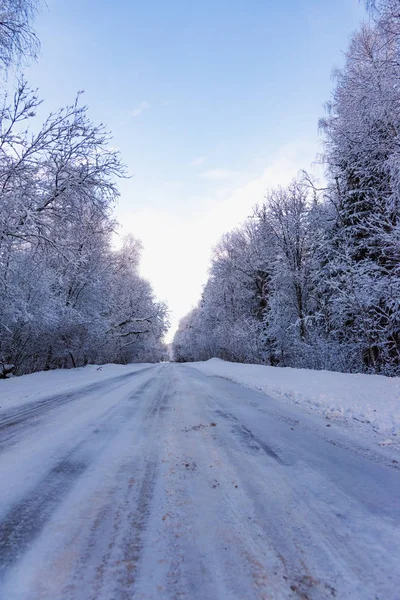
0,368 -> 153,452
181,367 -> 400,599
0,458 -> 88,577
1,364 -> 399,599
115,381 -> 171,599
140,367 -> 285,600
214,408 -> 284,464
0,376 -> 156,582
64,369 -> 173,600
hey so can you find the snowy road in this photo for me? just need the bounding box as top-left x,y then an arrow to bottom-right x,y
0,364 -> 399,599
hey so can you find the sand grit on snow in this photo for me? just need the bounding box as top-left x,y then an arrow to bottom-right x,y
191,358 -> 400,442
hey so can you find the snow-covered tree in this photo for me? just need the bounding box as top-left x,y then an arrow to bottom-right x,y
172,180 -> 321,368
0,85 -> 169,373
174,0 -> 400,376
0,0 -> 39,69
318,5 -> 400,373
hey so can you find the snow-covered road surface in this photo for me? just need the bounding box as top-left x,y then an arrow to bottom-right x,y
0,364 -> 399,599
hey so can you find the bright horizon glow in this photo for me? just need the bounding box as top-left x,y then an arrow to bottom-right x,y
119,140 -> 322,342
22,0 -> 366,343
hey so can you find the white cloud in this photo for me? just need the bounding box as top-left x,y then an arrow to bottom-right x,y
201,168 -> 236,181
131,101 -> 150,118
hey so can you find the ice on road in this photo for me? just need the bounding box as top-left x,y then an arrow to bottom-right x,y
0,363 -> 399,599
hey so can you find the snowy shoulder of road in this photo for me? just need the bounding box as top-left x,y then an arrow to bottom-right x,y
0,363 -> 152,413
191,358 -> 400,447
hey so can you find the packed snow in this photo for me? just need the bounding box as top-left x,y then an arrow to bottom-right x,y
0,364 -> 151,414
0,363 -> 399,599
191,358 -> 400,445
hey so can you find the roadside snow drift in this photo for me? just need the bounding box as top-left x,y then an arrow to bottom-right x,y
191,359 -> 400,442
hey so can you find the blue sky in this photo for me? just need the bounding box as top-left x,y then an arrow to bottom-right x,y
24,0 -> 366,340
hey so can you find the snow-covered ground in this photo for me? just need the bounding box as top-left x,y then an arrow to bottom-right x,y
0,363 -> 399,599
191,358 -> 400,447
0,363 -> 152,413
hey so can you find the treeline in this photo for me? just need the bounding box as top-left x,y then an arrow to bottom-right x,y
0,1 -> 168,375
173,0 -> 400,376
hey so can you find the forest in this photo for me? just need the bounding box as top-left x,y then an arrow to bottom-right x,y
0,0 -> 169,376
173,0 -> 400,376
2,1 -> 400,378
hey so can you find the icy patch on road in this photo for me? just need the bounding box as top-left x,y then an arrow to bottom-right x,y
0,364 -> 152,414
191,359 -> 400,444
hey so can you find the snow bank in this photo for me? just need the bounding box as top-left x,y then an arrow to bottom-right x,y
191,359 -> 400,440
0,364 -> 150,413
